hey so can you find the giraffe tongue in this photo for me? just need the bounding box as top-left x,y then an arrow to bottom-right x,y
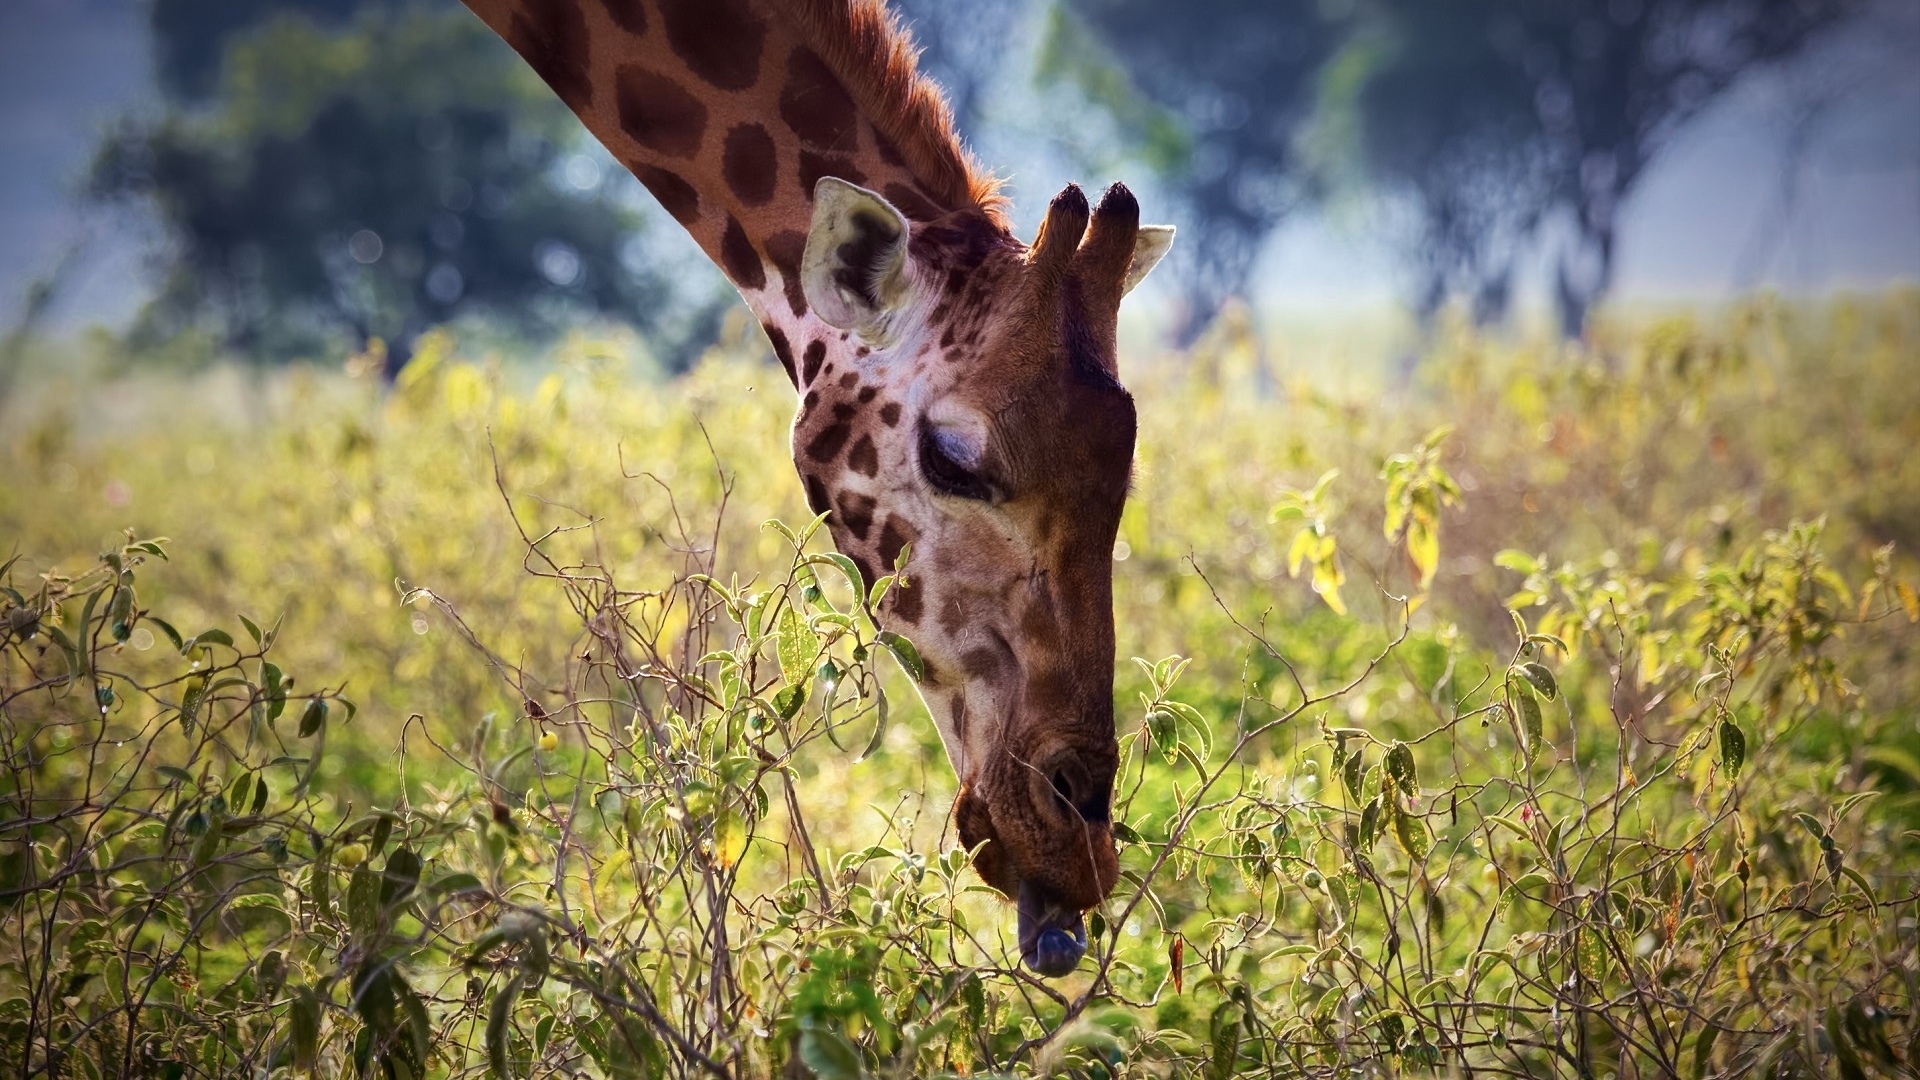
1016,879 -> 1088,978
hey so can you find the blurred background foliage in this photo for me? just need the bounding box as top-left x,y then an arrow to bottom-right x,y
3,0 -> 1902,372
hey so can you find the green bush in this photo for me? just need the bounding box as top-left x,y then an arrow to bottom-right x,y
3,297 -> 1918,1077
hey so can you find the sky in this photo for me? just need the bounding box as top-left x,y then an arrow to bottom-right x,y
1,0 -> 1916,331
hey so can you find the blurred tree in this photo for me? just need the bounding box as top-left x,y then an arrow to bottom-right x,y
1332,0 -> 1860,334
1044,0 -> 1342,343
892,0 -> 1029,141
93,3 -> 683,376
148,0 -> 379,102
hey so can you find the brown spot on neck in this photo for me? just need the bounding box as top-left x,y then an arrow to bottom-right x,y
805,418 -> 853,463
600,0 -> 646,35
632,164 -> 700,224
780,47 -> 860,150
799,151 -> 866,201
508,6 -> 592,109
801,340 -> 826,386
846,433 -> 879,477
764,324 -> 796,388
659,0 -> 766,92
616,66 -> 708,157
835,490 -> 877,540
877,514 -> 917,568
803,473 -> 831,517
890,577 -> 924,623
719,216 -> 765,289
764,230 -> 809,318
722,124 -> 778,206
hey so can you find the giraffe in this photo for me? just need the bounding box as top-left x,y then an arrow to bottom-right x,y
458,0 -> 1174,977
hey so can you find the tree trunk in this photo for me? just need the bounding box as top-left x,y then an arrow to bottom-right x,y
380,333 -> 415,384
1555,219 -> 1616,341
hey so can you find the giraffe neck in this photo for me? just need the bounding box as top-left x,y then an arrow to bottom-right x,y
460,0 -> 1004,382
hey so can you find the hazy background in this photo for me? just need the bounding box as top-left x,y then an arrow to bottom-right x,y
3,0 -> 1917,360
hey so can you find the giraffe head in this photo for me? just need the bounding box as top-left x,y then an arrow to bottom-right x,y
789,176 -> 1172,976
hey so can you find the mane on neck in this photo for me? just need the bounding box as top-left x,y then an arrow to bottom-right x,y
782,0 -> 1005,226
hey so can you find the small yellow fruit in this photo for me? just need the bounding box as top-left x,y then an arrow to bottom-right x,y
1482,863 -> 1500,884
336,842 -> 368,867
538,731 -> 559,753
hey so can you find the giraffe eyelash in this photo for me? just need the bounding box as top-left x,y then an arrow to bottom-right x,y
918,424 -> 998,502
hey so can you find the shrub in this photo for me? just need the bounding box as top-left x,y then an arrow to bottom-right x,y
3,296 -> 1918,1077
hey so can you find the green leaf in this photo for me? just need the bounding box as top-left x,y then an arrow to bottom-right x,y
1384,741 -> 1418,794
1717,718 -> 1746,779
149,616 -> 186,652
429,872 -> 486,897
1839,865 -> 1878,905
1577,928 -> 1609,981
1689,1010 -> 1728,1079
1341,747 -> 1364,801
864,573 -> 895,611
1524,633 -> 1569,655
857,686 -> 889,762
1515,662 -> 1558,701
310,854 -> 333,921
712,810 -> 747,870
290,986 -> 321,1071
1358,798 -> 1381,851
1496,872 -> 1550,921
297,697 -> 328,738
799,1024 -> 867,1080
487,975 -> 523,1079
803,552 -> 867,597
1393,805 -> 1430,863
156,765 -> 194,784
772,683 -> 806,721
347,866 -> 380,938
534,1014 -> 555,1057
401,982 -> 432,1070
777,604 -> 815,689
1494,550 -> 1539,574
875,630 -> 925,681
381,846 -> 423,906
1514,690 -> 1544,761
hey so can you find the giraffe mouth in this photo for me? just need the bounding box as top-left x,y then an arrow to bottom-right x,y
1016,879 -> 1088,977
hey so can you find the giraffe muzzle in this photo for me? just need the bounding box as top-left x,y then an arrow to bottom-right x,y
1017,879 -> 1089,977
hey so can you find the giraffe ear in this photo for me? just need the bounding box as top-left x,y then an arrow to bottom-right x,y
1122,225 -> 1176,296
802,178 -> 914,336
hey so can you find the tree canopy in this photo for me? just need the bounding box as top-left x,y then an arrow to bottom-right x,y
1335,0 -> 1861,333
1055,0 -> 1858,335
93,2 -> 680,376
1047,0 -> 1341,342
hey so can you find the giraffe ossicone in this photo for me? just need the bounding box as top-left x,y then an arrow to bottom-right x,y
461,0 -> 1174,978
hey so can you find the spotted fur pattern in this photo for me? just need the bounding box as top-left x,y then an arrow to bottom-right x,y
462,0 -> 1154,938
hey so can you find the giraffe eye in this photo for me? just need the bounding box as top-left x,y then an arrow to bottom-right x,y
919,425 -> 995,502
